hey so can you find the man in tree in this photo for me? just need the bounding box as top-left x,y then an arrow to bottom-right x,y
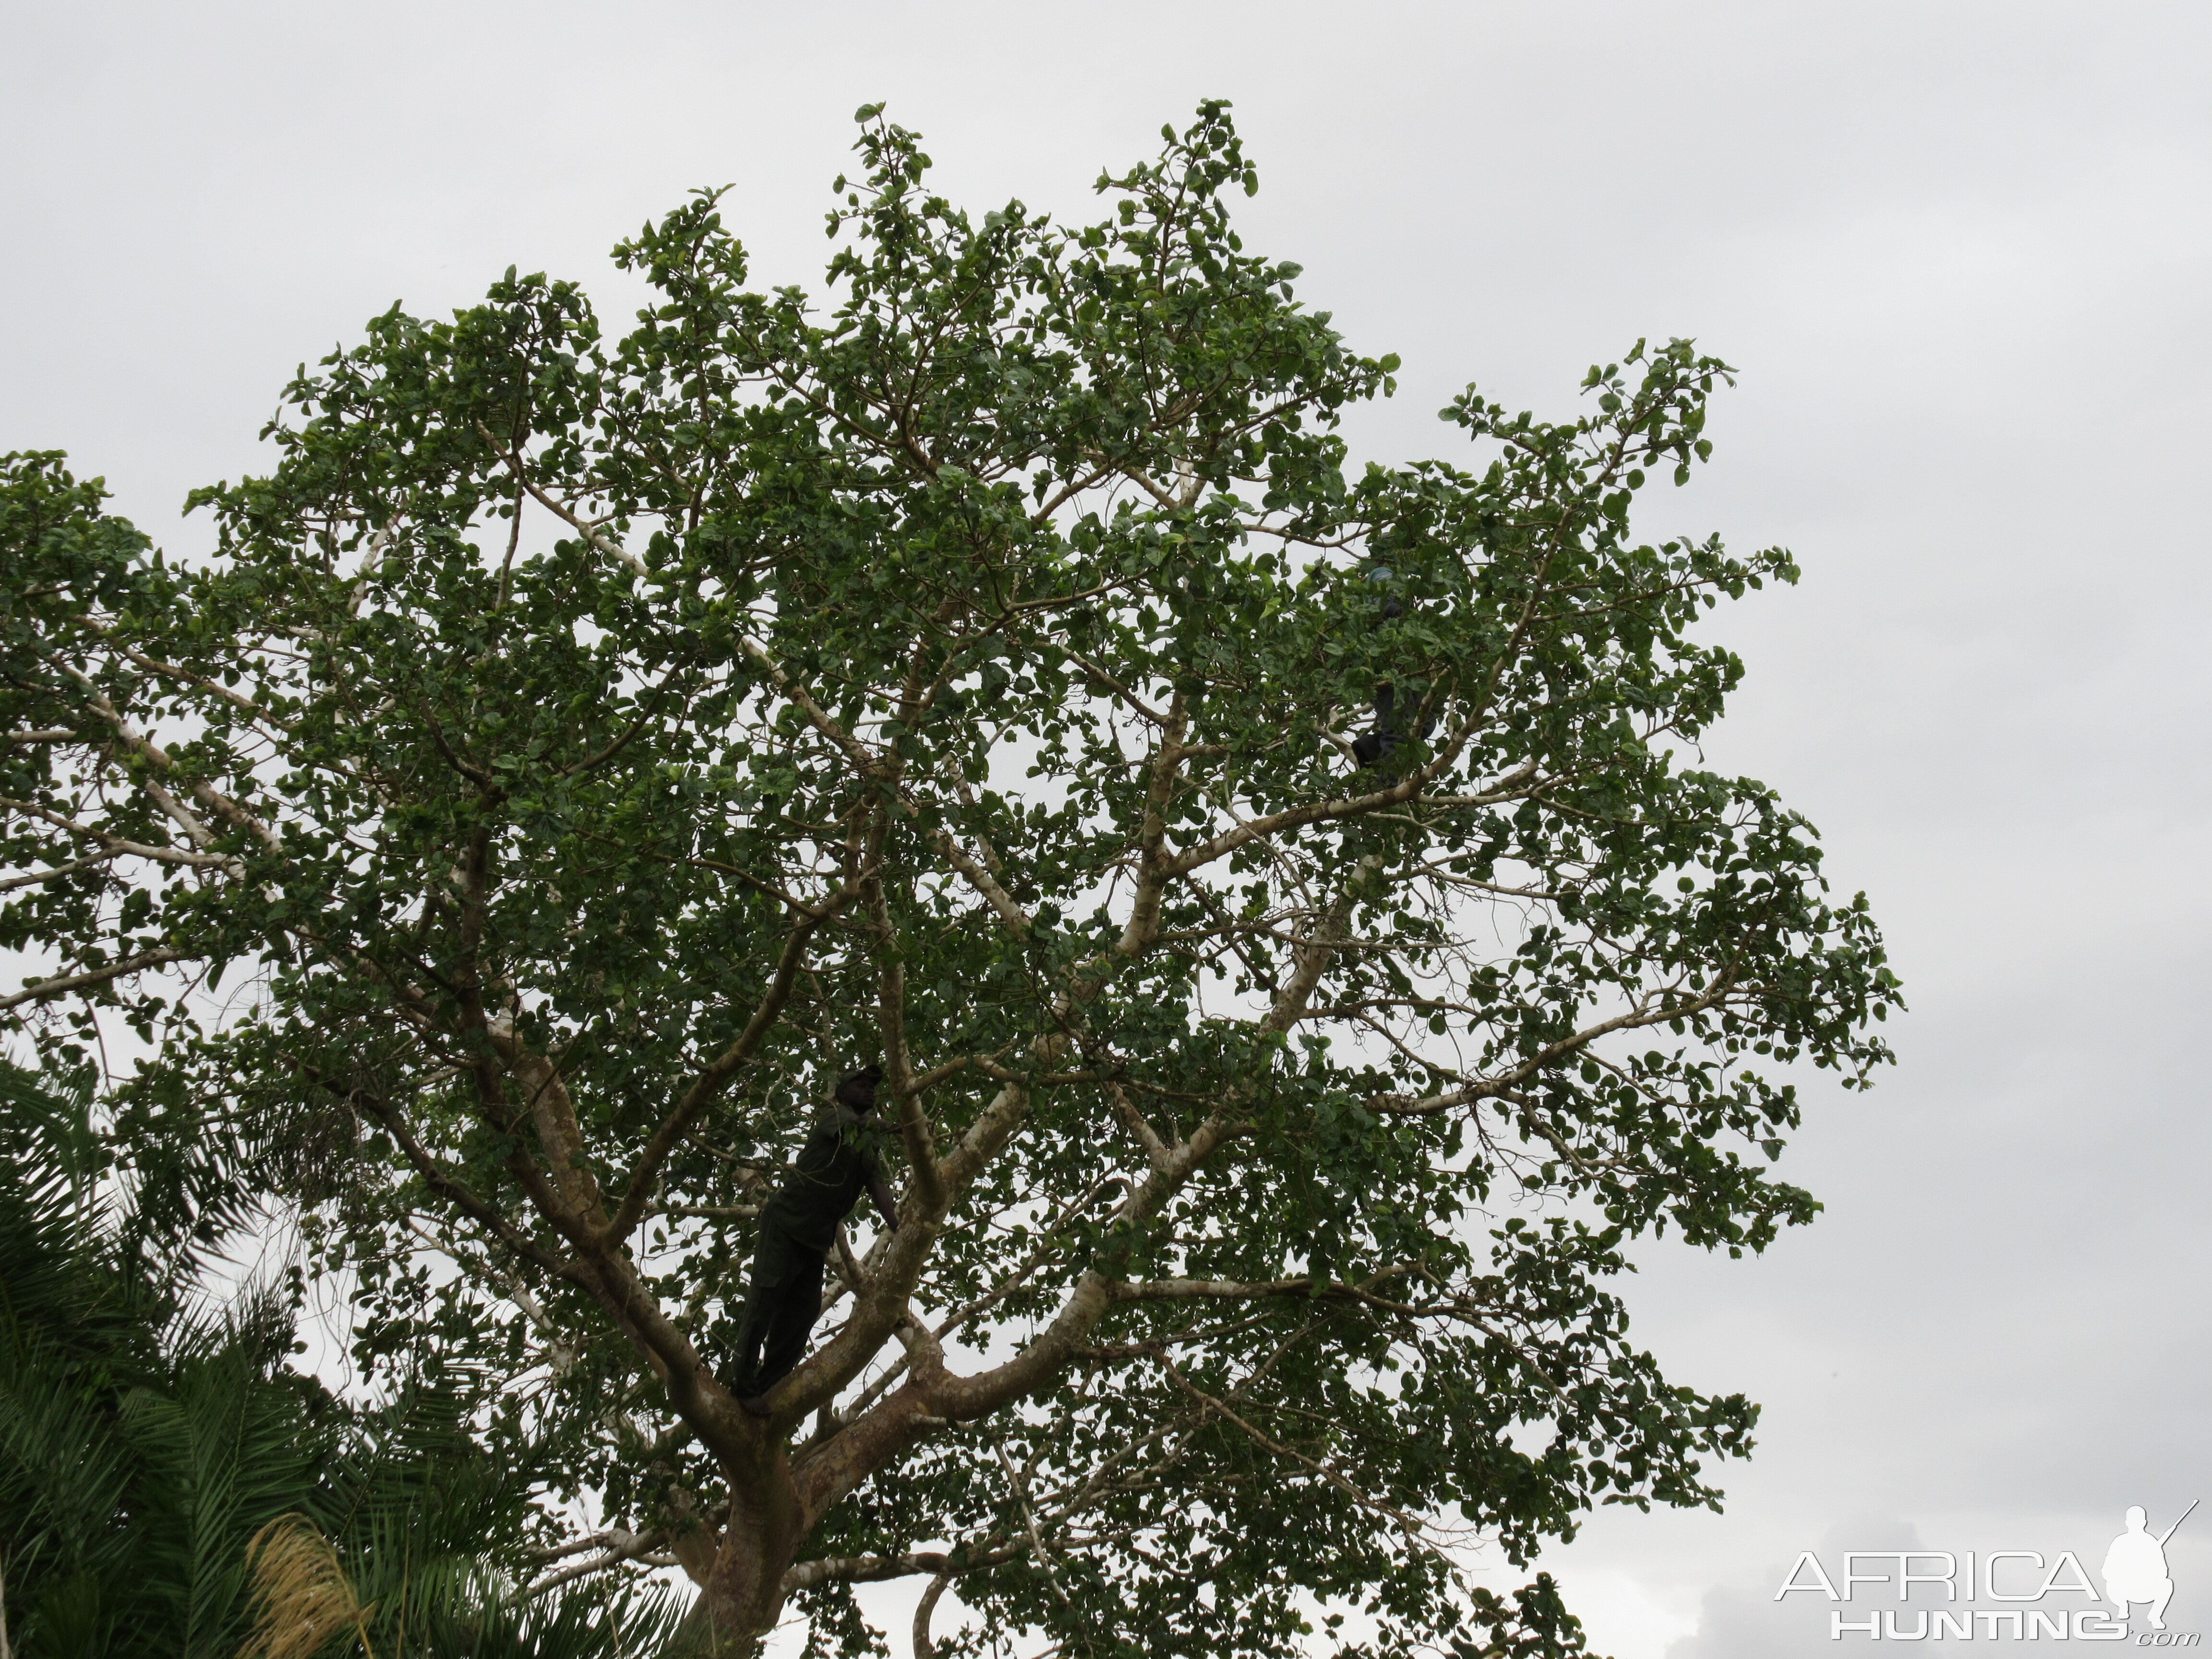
0,101 -> 1899,1658
734,1064 -> 898,1413
1347,607 -> 1429,780
1347,565 -> 1436,782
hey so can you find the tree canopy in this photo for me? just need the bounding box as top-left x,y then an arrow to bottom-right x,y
0,101 -> 1899,1656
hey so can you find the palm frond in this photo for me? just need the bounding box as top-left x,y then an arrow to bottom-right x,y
243,1513 -> 375,1659
1,1061 -> 676,1658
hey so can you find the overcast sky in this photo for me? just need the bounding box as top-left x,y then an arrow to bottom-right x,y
5,3 -> 2208,1654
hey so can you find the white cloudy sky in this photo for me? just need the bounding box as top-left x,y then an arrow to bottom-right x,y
4,3 -> 2208,1654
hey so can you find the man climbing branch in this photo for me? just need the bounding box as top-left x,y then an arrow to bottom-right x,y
733,1064 -> 899,1415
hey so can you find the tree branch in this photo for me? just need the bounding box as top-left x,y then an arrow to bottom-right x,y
605,871 -> 864,1247
0,947 -> 192,1013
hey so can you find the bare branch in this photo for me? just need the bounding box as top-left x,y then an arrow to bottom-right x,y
735,633 -> 882,779
0,850 -> 123,892
348,1085 -> 573,1279
0,796 -> 237,873
867,802 -> 947,1214
477,423 -> 648,578
995,1438 -> 1072,1608
1366,980 -> 1739,1117
928,824 -> 1031,937
519,1529 -> 673,1601
1163,760 -> 1540,881
60,666 -> 284,854
1161,1354 -> 1435,1543
0,947 -> 193,1012
606,871 -> 864,1246
79,620 -> 289,730
781,1544 -> 1023,1595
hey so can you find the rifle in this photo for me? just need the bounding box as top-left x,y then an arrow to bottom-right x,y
2158,1499 -> 2199,1546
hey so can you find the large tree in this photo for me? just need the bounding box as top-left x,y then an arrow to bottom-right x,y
0,103 -> 1897,1657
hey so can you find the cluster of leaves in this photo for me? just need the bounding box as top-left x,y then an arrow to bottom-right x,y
0,100 -> 1898,1656
0,1060 -> 679,1657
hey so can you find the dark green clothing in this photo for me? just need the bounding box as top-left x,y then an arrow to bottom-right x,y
732,1246 -> 824,1398
757,1102 -> 889,1255
735,1101 -> 890,1397
744,1223 -> 820,1289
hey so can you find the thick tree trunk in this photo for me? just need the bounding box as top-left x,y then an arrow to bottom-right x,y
674,1443 -> 805,1657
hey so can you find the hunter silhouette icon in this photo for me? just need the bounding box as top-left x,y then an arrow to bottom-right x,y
2104,1500 -> 2196,1630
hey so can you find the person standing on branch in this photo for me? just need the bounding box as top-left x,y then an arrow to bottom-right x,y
733,1064 -> 898,1414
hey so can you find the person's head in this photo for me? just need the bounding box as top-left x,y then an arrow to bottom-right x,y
2128,1506 -> 2149,1532
835,1064 -> 884,1114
